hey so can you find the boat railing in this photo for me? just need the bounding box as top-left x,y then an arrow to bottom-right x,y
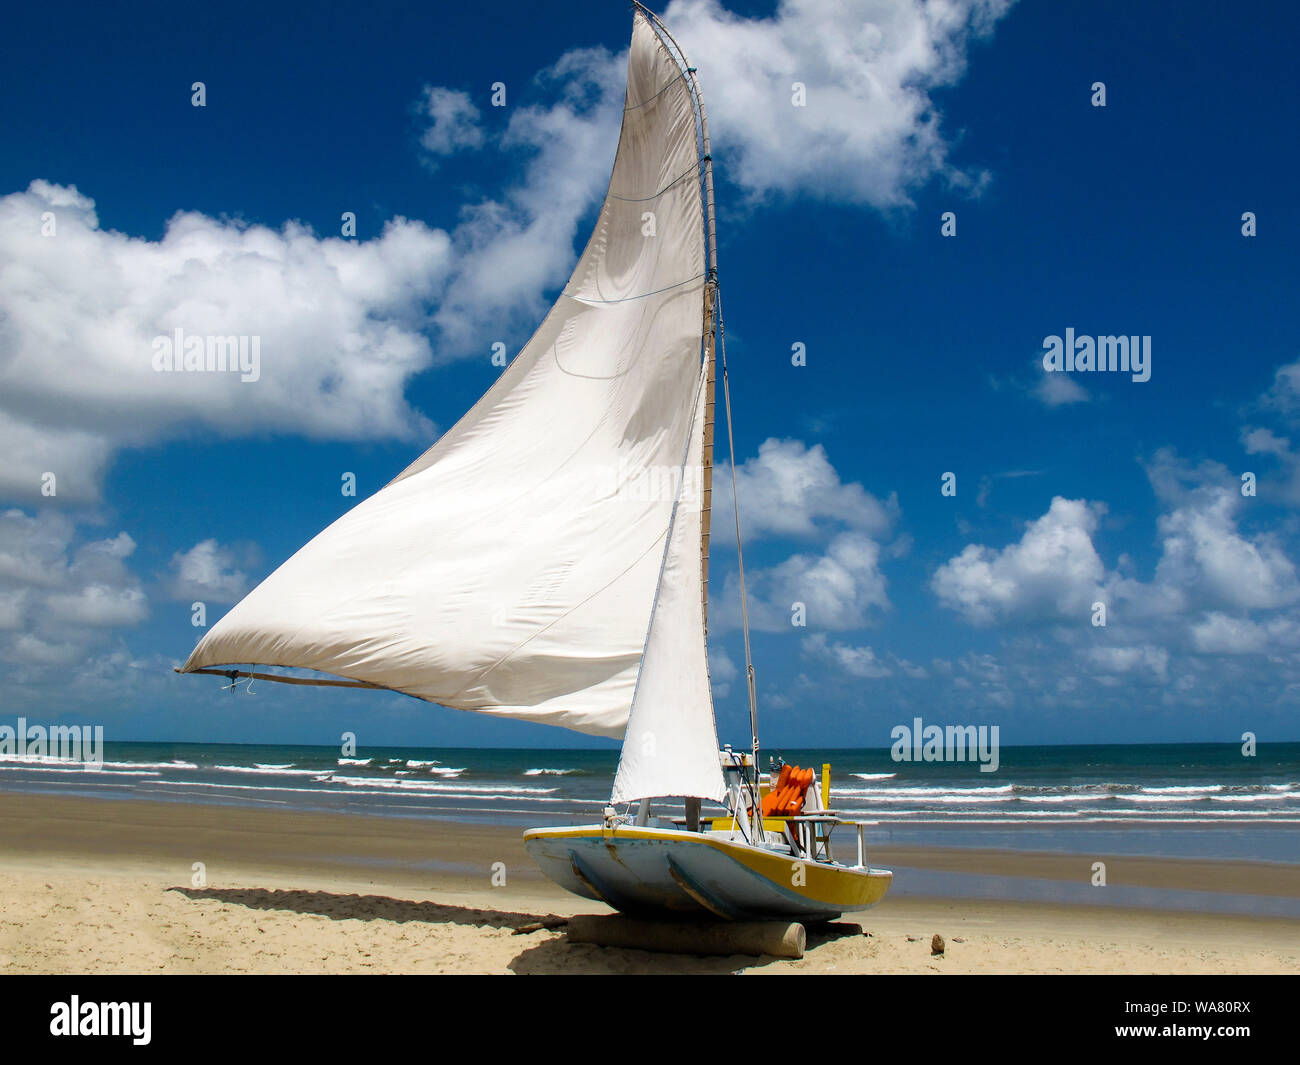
670,809 -> 881,870
783,814 -> 880,869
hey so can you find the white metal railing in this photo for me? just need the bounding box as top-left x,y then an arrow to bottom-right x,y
783,814 -> 879,868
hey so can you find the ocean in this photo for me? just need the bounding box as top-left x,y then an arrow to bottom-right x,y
1,740 -> 1296,865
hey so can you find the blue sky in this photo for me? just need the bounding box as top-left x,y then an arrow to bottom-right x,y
2,0 -> 1298,749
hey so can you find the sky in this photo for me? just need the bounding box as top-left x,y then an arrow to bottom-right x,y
2,0 -> 1298,750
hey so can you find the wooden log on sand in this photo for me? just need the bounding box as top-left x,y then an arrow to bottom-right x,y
566,915 -> 806,958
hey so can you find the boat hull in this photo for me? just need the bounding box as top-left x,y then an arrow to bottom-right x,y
524,824 -> 891,922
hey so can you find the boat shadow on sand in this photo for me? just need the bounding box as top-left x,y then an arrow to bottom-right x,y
169,885 -> 559,930
168,886 -> 861,973
508,921 -> 863,974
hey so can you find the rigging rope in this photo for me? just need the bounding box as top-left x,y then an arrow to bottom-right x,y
716,287 -> 762,837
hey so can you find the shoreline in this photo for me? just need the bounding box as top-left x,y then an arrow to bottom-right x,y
3,792 -> 1297,900
1,792 -> 1296,974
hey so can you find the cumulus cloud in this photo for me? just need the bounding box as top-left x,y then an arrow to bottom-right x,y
803,632 -> 892,678
1257,358 -> 1300,421
1081,644 -> 1169,683
1190,611 -> 1300,655
1234,359 -> 1300,506
1153,500 -> 1298,611
166,540 -> 254,603
785,422 -> 1300,729
662,0 -> 1013,205
932,448 -> 1300,712
0,181 -> 450,503
803,632 -> 926,679
1241,426 -> 1300,506
1190,613 -> 1263,655
416,87 -> 486,158
714,531 -> 889,632
0,509 -> 146,669
707,435 -> 901,633
1146,449 -> 1300,612
714,438 -> 897,543
932,497 -> 1110,625
1242,427 -> 1290,458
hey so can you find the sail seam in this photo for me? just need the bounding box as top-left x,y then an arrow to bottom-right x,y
562,272 -> 703,305
444,523 -> 675,703
624,69 -> 690,111
608,163 -> 700,202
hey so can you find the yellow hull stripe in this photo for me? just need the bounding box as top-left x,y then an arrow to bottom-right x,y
524,825 -> 892,910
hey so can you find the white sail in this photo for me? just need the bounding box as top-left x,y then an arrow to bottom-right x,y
612,362 -> 726,803
181,12 -> 709,741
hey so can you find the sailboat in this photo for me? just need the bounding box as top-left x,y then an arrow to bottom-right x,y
179,3 -> 891,924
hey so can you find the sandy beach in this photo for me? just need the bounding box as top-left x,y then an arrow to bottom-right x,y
0,792 -> 1295,975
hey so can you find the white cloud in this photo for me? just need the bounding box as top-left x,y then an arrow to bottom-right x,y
804,633 -> 891,678
1153,498 -> 1298,611
1242,426 -> 1300,506
417,87 -> 486,158
1034,370 -> 1089,407
0,181 -> 450,503
1243,426 -> 1290,458
1147,449 -> 1300,612
715,531 -> 889,632
0,509 -> 146,668
1258,358 -> 1300,420
932,497 -> 1109,625
801,632 -> 925,679
167,540 -> 253,603
714,438 -> 897,543
662,0 -> 1013,205
932,450 -> 1300,710
1190,611 -> 1300,654
1081,644 -> 1169,681
1190,613 -> 1264,654
995,355 -> 1088,408
708,437 -> 900,633
1233,360 -> 1300,506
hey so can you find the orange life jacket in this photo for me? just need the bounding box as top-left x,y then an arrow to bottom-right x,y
761,764 -> 793,816
761,764 -> 811,818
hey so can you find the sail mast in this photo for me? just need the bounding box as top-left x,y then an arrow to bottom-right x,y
696,62 -> 718,637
